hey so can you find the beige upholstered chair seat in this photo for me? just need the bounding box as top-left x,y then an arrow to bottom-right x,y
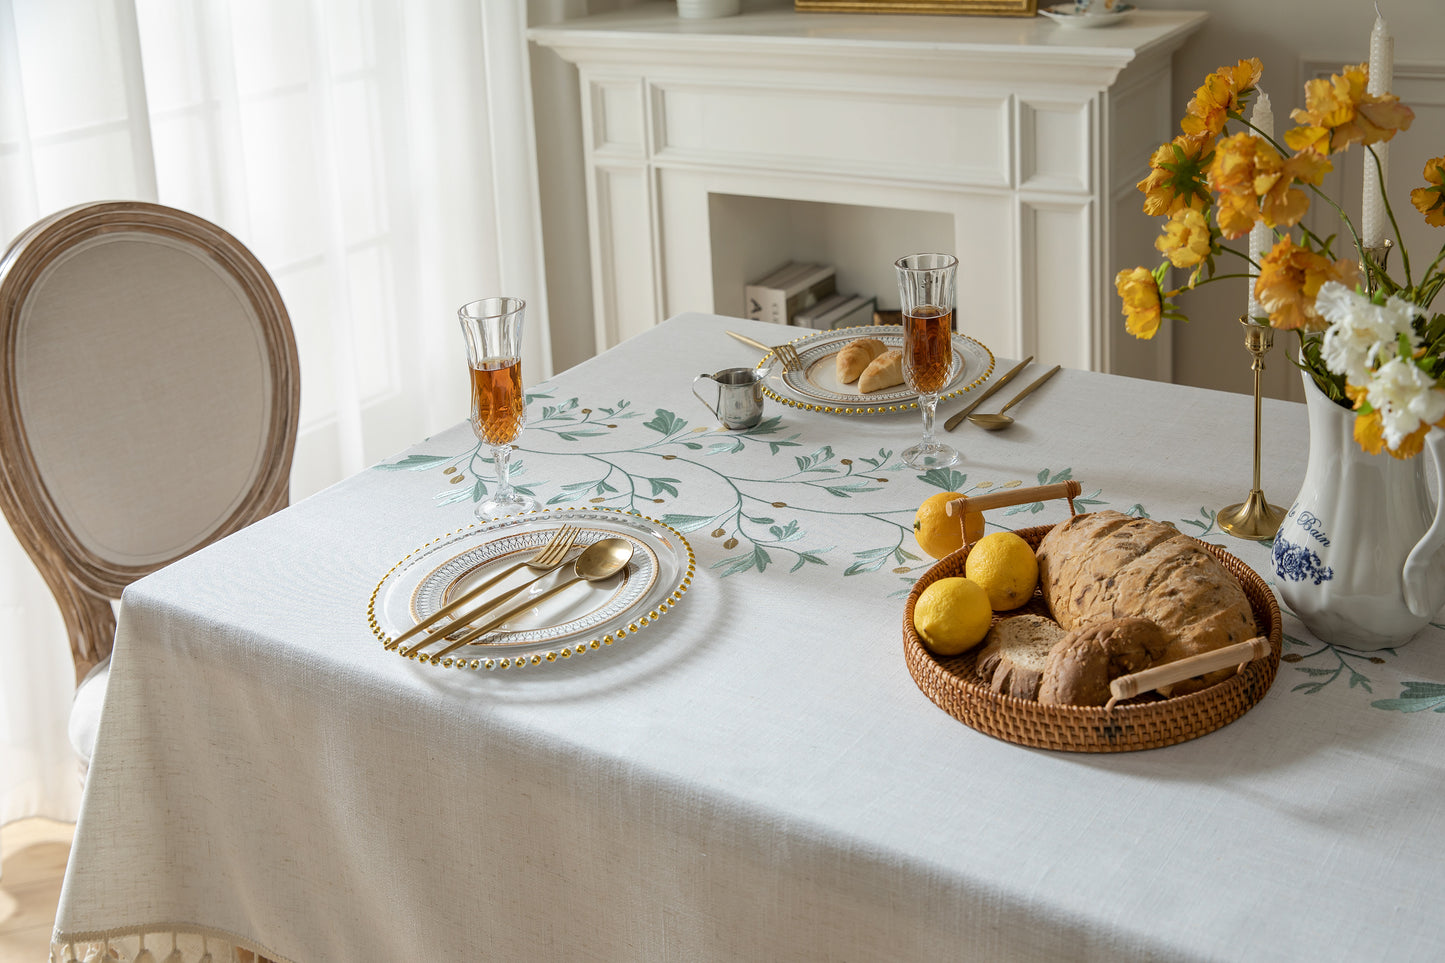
68,657 -> 109,768
0,201 -> 299,774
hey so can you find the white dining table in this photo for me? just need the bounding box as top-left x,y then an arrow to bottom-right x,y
53,313 -> 1445,963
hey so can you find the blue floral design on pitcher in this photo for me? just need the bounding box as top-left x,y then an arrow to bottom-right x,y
1273,535 -> 1334,585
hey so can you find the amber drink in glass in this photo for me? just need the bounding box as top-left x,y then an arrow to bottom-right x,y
458,297 -> 539,518
895,254 -> 959,469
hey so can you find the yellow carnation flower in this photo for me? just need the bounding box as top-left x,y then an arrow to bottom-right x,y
1410,156 -> 1445,228
1287,63 -> 1414,154
1155,208 -> 1212,269
1116,267 -> 1163,340
1136,133 -> 1215,217
1181,58 -> 1262,138
1255,236 -> 1360,331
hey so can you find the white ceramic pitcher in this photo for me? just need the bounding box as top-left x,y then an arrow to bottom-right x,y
1272,371 -> 1445,650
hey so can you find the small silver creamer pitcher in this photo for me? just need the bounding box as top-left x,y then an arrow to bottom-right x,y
693,367 -> 764,430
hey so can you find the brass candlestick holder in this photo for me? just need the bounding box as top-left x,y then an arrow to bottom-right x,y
1365,238 -> 1393,294
1219,316 -> 1287,540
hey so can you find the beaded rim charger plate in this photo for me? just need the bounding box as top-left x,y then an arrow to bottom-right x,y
369,508 -> 695,670
902,523 -> 1283,752
755,325 -> 994,415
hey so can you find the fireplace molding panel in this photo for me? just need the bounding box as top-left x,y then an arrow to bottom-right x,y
531,4 -> 1206,380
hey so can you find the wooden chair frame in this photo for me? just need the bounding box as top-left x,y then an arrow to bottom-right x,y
0,201 -> 300,682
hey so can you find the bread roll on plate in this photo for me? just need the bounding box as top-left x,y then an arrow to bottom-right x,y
836,338 -> 887,383
859,348 -> 904,393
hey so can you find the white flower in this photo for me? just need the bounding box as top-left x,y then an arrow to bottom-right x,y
1317,281 -> 1422,384
1364,357 -> 1445,449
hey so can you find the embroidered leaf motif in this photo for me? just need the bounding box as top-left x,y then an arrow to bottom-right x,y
741,415 -> 787,435
658,513 -> 717,533
644,409 -> 687,435
1180,507 -> 1218,536
790,552 -> 827,573
376,454 -> 451,471
794,446 -> 837,472
646,477 -> 681,497
1372,682 -> 1445,713
767,520 -> 802,542
918,468 -> 968,491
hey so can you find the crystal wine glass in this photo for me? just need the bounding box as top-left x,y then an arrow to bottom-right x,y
895,253 -> 959,470
458,297 -> 539,518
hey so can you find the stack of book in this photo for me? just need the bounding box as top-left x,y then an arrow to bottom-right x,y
744,263 -> 836,324
794,293 -> 877,330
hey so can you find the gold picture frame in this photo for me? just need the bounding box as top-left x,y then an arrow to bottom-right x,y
795,0 -> 1037,15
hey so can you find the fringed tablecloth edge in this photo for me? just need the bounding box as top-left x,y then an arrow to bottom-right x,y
51,923 -> 295,963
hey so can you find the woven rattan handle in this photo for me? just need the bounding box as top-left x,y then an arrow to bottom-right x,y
945,480 -> 1082,548
1104,636 -> 1271,710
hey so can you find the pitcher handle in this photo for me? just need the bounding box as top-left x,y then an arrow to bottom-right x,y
692,374 -> 721,422
1403,429 -> 1445,619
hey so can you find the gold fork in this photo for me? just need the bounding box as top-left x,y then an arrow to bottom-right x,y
725,330 -> 803,372
388,523 -> 580,652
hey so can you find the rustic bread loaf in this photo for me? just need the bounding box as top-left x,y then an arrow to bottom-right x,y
1035,510 -> 1258,695
974,614 -> 1067,700
1037,617 -> 1168,706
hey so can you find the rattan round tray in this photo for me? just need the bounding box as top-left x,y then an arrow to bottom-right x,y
902,523 -> 1283,753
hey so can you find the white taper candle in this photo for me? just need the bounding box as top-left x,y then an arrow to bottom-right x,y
1363,5 -> 1393,251
1247,91 -> 1274,320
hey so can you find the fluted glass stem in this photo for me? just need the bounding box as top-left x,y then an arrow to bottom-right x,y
920,393 -> 938,448
492,444 -> 515,501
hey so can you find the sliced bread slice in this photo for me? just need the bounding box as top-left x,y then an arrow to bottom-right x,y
975,614 -> 1067,701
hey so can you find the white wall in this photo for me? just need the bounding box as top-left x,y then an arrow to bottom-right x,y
527,0 -> 1444,400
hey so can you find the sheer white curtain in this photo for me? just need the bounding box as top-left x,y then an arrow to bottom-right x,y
0,0 -> 552,850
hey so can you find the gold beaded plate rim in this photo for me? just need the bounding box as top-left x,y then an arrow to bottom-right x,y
367,507 -> 696,671
754,326 -> 995,415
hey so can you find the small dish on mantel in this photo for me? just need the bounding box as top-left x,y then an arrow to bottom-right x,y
1039,2 -> 1135,28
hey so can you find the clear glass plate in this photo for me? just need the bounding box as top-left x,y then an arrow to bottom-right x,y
369,508 -> 695,670
755,325 -> 994,415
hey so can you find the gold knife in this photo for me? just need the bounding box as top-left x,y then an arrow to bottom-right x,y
944,356 -> 1033,432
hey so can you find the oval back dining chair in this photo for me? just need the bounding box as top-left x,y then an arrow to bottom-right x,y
0,200 -> 300,772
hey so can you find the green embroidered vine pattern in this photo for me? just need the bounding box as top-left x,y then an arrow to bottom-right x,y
377,392 -> 1439,713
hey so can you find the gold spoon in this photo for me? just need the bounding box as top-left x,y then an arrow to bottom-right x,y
967,364 -> 1062,430
943,355 -> 1032,432
423,537 -> 634,662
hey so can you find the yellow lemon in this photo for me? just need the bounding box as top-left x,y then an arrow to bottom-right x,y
964,531 -> 1039,611
913,491 -> 980,559
913,577 -> 993,656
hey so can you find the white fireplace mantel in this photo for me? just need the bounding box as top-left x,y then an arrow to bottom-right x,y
531,2 -> 1207,380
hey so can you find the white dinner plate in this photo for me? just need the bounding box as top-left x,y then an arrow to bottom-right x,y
369,508 -> 695,670
1039,3 -> 1134,28
755,325 -> 994,416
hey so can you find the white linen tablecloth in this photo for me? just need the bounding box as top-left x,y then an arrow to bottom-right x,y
54,314 -> 1445,962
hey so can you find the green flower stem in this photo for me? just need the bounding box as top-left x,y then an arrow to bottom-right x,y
1162,269 -> 1256,301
